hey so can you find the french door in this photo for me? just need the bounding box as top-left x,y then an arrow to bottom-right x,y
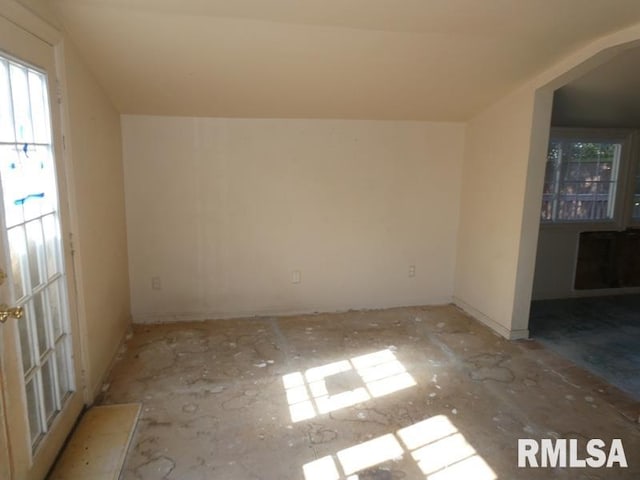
0,15 -> 84,480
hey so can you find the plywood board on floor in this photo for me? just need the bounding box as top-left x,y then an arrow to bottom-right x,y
49,403 -> 141,480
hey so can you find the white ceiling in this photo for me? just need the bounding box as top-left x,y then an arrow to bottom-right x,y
552,47 -> 640,127
33,1 -> 640,120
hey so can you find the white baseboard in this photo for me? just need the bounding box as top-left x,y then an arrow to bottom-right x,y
452,296 -> 529,340
131,298 -> 454,324
131,298 -> 531,341
87,320 -> 132,404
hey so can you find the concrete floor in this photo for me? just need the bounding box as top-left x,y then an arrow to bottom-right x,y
530,295 -> 640,401
99,305 -> 640,479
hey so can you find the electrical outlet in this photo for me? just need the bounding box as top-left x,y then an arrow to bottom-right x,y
292,270 -> 301,284
408,265 -> 416,277
151,276 -> 162,290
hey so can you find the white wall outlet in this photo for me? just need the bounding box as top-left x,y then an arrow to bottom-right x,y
292,270 -> 301,284
151,276 -> 162,290
408,265 -> 416,277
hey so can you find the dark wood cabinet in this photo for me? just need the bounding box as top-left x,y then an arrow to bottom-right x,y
575,229 -> 640,289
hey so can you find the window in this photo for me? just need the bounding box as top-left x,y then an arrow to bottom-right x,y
541,138 -> 622,222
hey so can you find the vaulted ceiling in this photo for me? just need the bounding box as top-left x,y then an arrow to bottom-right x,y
32,1 -> 640,119
552,47 -> 640,128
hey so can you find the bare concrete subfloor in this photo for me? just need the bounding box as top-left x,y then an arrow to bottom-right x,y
99,305 -> 640,479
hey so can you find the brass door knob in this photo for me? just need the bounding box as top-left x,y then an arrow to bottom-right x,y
0,304 -> 24,323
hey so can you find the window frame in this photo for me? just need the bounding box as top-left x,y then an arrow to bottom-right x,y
540,127 -> 634,231
623,130 -> 640,228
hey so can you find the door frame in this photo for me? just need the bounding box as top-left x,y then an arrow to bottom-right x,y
0,326 -> 11,479
52,39 -> 92,407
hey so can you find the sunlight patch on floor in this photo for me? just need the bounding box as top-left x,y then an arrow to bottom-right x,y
337,434 -> 404,475
302,415 -> 496,480
398,416 -> 496,478
282,349 -> 416,422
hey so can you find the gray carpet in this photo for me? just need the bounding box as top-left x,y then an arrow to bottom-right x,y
530,295 -> 640,400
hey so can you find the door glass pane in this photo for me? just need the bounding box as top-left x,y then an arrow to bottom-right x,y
7,226 -> 26,299
0,145 -> 25,228
39,146 -> 57,216
49,280 -> 62,340
26,219 -> 45,289
9,64 -> 33,144
18,312 -> 33,373
32,291 -> 49,357
42,359 -> 58,425
42,213 -> 60,278
26,377 -> 43,445
21,145 -> 49,221
28,71 -> 50,144
0,59 -> 15,142
55,340 -> 70,401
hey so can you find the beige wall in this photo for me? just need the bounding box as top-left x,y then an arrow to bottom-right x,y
453,88 -> 540,339
533,229 -> 580,299
122,116 -> 464,322
62,37 -> 131,397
